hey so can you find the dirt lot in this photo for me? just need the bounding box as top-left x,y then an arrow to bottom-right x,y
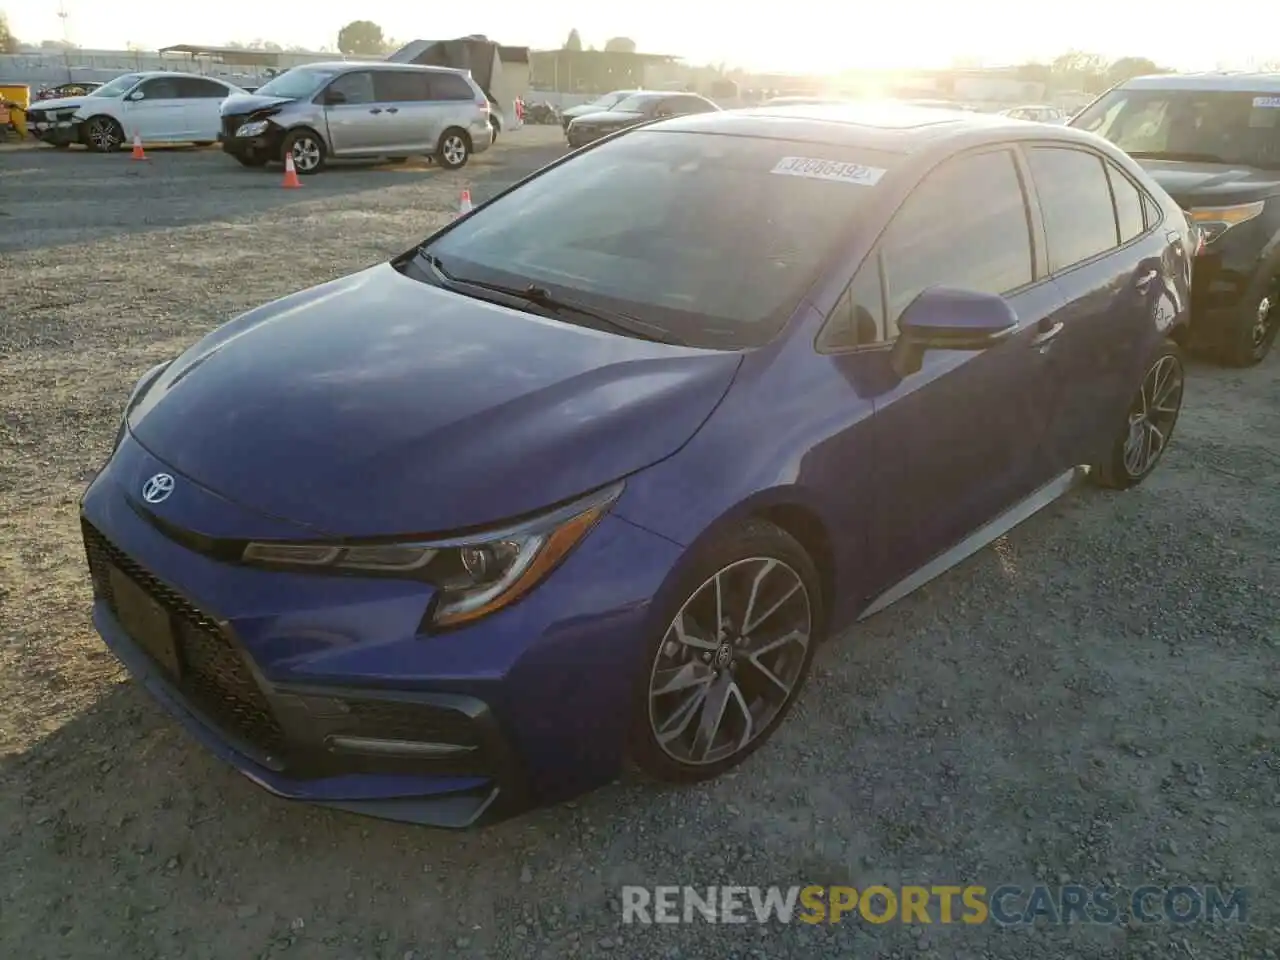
1,124 -> 1278,960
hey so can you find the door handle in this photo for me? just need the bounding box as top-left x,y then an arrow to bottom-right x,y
369,107 -> 382,114
385,107 -> 399,114
1030,320 -> 1064,347
1135,268 -> 1159,291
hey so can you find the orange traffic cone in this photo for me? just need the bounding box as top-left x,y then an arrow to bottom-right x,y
457,189 -> 473,216
131,133 -> 147,160
282,153 -> 302,188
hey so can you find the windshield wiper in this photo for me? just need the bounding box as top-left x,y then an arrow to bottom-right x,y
1128,150 -> 1231,164
420,253 -> 683,345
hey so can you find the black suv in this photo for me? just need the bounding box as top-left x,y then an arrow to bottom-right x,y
1071,74 -> 1280,366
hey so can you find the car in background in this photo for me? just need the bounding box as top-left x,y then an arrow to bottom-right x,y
25,72 -> 245,150
1001,104 -> 1069,124
1072,72 -> 1280,365
565,91 -> 719,148
35,81 -> 103,101
82,103 -> 1191,827
559,89 -> 645,133
219,62 -> 493,174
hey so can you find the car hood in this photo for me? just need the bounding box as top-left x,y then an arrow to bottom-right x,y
128,263 -> 742,537
221,92 -> 296,116
28,95 -> 86,113
1138,160 -> 1280,208
573,110 -> 644,126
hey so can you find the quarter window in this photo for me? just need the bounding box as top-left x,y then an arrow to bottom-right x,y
1027,146 -> 1120,271
428,72 -> 476,101
882,149 -> 1034,328
1106,161 -> 1147,243
818,253 -> 887,351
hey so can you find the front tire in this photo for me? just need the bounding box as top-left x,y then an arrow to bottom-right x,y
435,128 -> 470,170
83,115 -> 124,153
630,520 -> 822,784
1093,340 -> 1185,489
282,129 -> 325,175
233,150 -> 268,168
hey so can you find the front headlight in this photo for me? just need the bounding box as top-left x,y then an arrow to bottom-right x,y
1186,201 -> 1265,247
242,481 -> 624,628
235,120 -> 270,138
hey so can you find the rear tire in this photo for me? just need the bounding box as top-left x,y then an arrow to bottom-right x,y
629,520 -> 822,784
1220,281 -> 1278,367
488,116 -> 500,145
282,128 -> 325,175
1093,340 -> 1185,489
435,128 -> 470,170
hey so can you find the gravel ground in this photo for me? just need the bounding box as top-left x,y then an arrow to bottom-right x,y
2,125 -> 1278,960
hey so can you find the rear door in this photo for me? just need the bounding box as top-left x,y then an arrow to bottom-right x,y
176,77 -> 232,141
320,70 -> 381,155
857,147 -> 1068,592
123,75 -> 186,141
373,70 -> 432,153
1020,144 -> 1188,470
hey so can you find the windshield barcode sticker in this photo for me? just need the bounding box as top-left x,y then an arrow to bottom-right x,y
771,156 -> 887,185
1253,96 -> 1280,108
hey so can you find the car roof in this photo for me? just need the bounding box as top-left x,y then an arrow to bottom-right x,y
657,102 -> 1095,154
129,71 -> 234,81
1120,72 -> 1280,92
288,61 -> 465,75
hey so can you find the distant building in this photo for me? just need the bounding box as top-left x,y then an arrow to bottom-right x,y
529,49 -> 680,94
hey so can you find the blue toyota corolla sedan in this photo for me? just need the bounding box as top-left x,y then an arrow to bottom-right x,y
81,104 -> 1193,828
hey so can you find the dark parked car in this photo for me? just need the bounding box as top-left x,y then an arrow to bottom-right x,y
1071,73 -> 1280,365
558,89 -> 643,132
82,104 -> 1191,828
565,91 -> 719,148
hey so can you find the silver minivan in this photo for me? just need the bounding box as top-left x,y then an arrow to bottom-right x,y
219,62 -> 494,174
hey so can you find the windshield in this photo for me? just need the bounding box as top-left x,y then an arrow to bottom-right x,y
254,68 -> 338,100
91,74 -> 143,98
592,92 -> 632,109
1072,88 -> 1280,168
419,130 -> 897,349
613,93 -> 664,113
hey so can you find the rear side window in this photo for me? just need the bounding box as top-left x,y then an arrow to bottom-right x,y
427,73 -> 477,101
882,148 -> 1034,327
375,71 -> 430,102
1027,147 -> 1119,272
177,78 -> 229,99
326,71 -> 375,105
1106,161 -> 1147,243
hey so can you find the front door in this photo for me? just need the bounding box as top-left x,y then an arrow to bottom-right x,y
320,70 -> 383,155
122,75 -> 186,141
863,146 -> 1066,594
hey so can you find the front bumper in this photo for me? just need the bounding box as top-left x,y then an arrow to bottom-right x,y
80,435 -> 685,827
28,116 -> 81,146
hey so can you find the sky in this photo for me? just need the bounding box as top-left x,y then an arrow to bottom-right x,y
8,0 -> 1278,74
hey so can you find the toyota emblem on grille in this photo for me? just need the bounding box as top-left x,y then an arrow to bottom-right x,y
141,473 -> 175,504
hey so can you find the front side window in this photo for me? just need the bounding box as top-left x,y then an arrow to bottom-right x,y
1072,88 -> 1280,169
419,131 -> 899,349
137,77 -> 180,100
882,148 -> 1034,327
1026,147 -> 1120,272
325,71 -> 375,105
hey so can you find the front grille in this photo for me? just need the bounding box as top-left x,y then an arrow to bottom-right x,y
222,115 -> 246,139
82,520 -> 287,758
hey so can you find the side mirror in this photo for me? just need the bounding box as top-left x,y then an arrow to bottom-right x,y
889,287 -> 1019,378
127,90 -> 145,101
324,90 -> 347,106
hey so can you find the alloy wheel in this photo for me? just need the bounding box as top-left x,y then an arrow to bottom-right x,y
291,136 -> 322,173
89,118 -> 120,152
1122,353 -> 1184,479
1251,294 -> 1276,359
647,557 -> 811,766
442,135 -> 467,167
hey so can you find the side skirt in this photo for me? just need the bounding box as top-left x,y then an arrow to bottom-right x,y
857,465 -> 1090,622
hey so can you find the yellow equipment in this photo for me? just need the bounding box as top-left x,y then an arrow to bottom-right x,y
1,83 -> 31,139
